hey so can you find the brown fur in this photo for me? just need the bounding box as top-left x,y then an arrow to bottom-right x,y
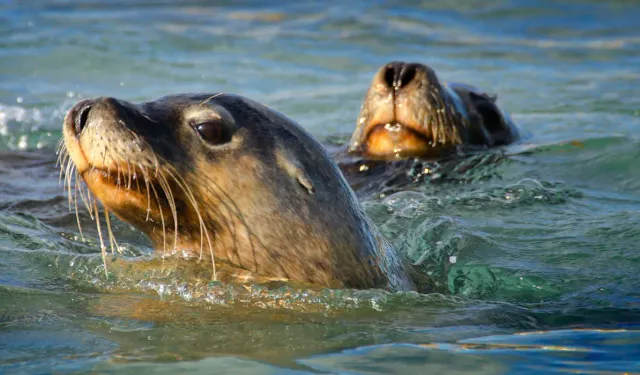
61,94 -> 431,292
348,61 -> 520,160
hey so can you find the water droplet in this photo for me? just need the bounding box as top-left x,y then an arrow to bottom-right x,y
17,135 -> 28,149
16,97 -> 23,104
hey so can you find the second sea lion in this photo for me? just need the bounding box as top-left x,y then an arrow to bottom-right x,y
348,61 -> 520,160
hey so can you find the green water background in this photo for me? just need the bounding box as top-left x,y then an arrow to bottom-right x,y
1,0 -> 640,373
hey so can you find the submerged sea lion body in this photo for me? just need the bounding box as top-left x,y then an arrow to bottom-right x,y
61,93 -> 427,292
348,61 -> 520,160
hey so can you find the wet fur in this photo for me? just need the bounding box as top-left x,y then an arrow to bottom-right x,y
348,62 -> 520,160
60,93 -> 428,292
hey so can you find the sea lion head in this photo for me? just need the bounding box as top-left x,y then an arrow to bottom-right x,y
348,61 -> 514,160
61,93 -> 416,291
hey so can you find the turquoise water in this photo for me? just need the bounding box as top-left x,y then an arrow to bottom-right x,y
2,0 -> 640,374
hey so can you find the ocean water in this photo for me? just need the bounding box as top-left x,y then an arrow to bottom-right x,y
1,0 -> 640,374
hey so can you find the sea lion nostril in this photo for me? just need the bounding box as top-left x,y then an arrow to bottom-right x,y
383,63 -> 397,89
382,62 -> 417,90
74,103 -> 92,135
398,65 -> 417,89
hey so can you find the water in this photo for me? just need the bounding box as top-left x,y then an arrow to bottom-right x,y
1,0 -> 640,373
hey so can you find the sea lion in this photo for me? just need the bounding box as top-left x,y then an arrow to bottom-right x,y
348,61 -> 520,160
60,93 -> 431,292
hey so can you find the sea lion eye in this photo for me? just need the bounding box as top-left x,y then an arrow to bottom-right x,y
192,118 -> 232,145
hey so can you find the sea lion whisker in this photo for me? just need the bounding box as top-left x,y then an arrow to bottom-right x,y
199,93 -> 225,106
77,170 -> 95,220
55,139 -> 68,169
57,146 -> 69,182
104,208 -> 120,255
138,163 -> 153,221
58,153 -> 65,182
148,154 -> 161,178
156,170 -> 179,251
432,87 -> 456,144
164,167 -> 217,279
196,177 -> 241,256
65,162 -> 75,211
57,144 -> 67,165
73,171 -> 85,241
61,158 -> 69,204
133,164 -> 141,194
168,167 -> 236,270
55,137 -> 65,156
63,157 -> 74,195
440,97 -> 454,143
126,160 -> 133,191
148,179 -> 168,260
428,88 -> 445,139
93,200 -> 108,277
198,174 -> 266,273
59,152 -> 70,184
115,153 -> 122,190
100,147 -> 108,175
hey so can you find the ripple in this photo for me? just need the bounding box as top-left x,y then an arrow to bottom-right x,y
1,0 -> 640,371
301,328 -> 640,375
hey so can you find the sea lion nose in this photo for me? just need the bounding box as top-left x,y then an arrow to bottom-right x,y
70,99 -> 95,135
382,62 -> 418,90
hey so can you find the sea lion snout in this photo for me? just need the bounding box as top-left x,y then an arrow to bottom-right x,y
65,97 -> 139,137
379,61 -> 421,91
349,61 -> 452,159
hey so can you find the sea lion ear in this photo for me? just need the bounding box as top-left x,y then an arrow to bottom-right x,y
469,90 -> 498,103
275,148 -> 315,195
295,170 -> 315,195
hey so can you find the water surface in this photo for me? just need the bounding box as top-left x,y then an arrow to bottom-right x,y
1,0 -> 640,374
